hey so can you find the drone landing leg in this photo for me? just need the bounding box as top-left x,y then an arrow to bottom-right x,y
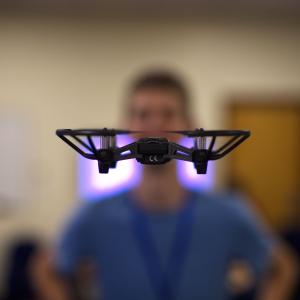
98,161 -> 110,174
193,150 -> 209,174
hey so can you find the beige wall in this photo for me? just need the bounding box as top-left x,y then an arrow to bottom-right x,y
0,15 -> 300,284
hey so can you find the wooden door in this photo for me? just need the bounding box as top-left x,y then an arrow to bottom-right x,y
228,100 -> 300,229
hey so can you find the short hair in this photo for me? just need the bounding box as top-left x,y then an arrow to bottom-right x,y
126,69 -> 192,119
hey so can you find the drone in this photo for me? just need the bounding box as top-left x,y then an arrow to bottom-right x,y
56,128 -> 250,174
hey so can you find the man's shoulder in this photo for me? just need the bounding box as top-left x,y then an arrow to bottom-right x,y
70,192 -> 129,224
192,190 -> 253,222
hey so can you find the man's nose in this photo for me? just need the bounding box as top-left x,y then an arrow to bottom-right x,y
147,114 -> 167,130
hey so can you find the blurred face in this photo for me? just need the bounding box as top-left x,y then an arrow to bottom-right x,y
125,88 -> 191,142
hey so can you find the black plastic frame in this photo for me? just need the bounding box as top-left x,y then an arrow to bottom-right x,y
56,128 -> 250,174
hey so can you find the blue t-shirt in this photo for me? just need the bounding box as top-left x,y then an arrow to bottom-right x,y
56,190 -> 273,300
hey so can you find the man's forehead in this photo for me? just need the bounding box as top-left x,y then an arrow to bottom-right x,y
130,88 -> 183,107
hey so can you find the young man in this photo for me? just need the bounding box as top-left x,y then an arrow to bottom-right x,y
54,71 -> 296,300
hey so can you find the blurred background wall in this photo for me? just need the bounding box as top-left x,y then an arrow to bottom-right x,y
0,1 -> 300,292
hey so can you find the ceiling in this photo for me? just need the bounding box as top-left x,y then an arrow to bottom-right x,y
1,0 -> 300,18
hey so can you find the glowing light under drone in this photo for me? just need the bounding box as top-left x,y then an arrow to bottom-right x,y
78,136 -> 214,201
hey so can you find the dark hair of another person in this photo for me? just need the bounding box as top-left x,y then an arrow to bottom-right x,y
2,240 -> 39,300
126,70 -> 192,119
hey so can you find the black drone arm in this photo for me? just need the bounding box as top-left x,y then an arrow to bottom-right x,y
168,142 -> 194,162
115,142 -> 139,161
209,133 -> 250,160
57,133 -> 95,159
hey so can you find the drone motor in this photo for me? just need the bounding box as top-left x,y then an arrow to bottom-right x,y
192,135 -> 209,174
96,134 -> 118,173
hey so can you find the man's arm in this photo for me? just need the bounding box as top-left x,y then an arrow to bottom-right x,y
228,196 -> 298,300
51,204 -> 95,300
256,242 -> 298,300
31,249 -> 71,300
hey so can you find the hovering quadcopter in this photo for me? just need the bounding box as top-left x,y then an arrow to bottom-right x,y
56,128 -> 250,174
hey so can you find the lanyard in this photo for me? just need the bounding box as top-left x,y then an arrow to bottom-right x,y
129,193 -> 196,300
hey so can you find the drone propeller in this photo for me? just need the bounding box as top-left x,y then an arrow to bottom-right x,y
163,129 -> 192,135
56,128 -> 142,136
164,128 -> 251,137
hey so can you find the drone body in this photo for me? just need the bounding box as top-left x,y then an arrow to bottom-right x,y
56,128 -> 250,174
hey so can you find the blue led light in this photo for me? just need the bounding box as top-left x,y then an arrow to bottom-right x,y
78,136 -> 214,201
